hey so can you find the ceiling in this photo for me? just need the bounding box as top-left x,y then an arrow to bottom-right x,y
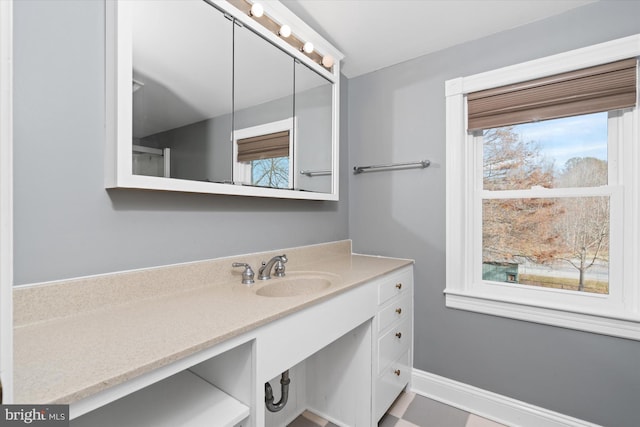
280,0 -> 598,78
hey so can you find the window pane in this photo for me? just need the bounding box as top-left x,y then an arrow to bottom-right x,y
251,157 -> 289,188
482,197 -> 609,294
482,112 -> 608,190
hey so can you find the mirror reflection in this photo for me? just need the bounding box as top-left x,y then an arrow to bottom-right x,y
130,0 -> 334,194
232,22 -> 294,189
132,0 -> 233,183
294,61 -> 333,193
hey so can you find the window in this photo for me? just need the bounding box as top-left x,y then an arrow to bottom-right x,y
445,35 -> 640,340
480,113 -> 611,295
233,118 -> 295,189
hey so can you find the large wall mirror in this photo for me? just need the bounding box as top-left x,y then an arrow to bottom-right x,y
106,0 -> 343,200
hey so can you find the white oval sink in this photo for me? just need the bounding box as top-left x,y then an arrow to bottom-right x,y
254,272 -> 337,297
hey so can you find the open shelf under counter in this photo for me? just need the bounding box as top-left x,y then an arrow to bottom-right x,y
70,370 -> 249,427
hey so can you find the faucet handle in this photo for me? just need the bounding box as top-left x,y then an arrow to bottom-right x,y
232,262 -> 255,285
271,254 -> 287,278
274,260 -> 286,277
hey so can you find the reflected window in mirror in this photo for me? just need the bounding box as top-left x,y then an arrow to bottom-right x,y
233,119 -> 295,189
233,22 -> 295,189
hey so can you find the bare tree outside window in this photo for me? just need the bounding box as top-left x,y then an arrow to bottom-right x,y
482,127 -> 555,191
554,157 -> 609,292
252,157 -> 289,188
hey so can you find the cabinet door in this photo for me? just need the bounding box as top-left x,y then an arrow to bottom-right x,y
0,0 -> 13,404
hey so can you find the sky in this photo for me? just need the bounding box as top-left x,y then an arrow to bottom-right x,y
514,111 -> 608,171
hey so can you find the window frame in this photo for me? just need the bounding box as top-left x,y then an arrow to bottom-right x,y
445,34 -> 640,340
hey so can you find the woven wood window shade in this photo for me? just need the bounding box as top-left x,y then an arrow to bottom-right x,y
467,58 -> 638,131
237,130 -> 290,162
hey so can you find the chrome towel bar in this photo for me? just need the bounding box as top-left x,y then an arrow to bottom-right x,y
353,160 -> 430,174
299,169 -> 332,177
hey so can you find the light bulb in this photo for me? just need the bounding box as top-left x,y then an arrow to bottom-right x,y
249,3 -> 264,18
302,41 -> 314,54
322,55 -> 334,68
279,24 -> 291,38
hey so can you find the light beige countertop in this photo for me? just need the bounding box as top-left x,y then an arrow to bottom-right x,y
13,241 -> 412,405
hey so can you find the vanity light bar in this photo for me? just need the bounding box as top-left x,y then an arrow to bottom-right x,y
228,0 -> 334,72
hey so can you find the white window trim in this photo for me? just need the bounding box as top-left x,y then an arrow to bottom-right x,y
232,118 -> 295,188
445,34 -> 640,340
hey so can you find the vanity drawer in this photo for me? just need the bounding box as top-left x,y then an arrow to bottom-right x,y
378,268 -> 413,305
375,350 -> 410,422
377,317 -> 411,374
378,293 -> 411,333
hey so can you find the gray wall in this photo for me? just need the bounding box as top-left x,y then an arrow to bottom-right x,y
346,2 -> 640,426
294,81 -> 333,193
13,0 -> 349,285
141,112 -> 232,183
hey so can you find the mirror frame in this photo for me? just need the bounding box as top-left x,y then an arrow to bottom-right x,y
105,0 -> 343,200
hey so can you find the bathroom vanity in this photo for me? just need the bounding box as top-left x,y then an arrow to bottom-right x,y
13,241 -> 413,426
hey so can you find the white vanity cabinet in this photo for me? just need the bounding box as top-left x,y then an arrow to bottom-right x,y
68,266 -> 415,427
38,257 -> 414,427
373,267 -> 414,422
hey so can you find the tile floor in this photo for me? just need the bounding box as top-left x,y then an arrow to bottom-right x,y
287,391 -> 508,427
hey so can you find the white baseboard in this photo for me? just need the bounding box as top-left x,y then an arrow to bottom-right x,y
410,369 -> 601,427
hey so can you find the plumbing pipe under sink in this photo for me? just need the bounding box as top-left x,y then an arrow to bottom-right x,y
265,370 -> 290,412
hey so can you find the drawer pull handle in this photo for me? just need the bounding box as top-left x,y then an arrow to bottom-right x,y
395,332 -> 402,339
395,308 -> 402,314
395,283 -> 402,290
394,369 -> 401,376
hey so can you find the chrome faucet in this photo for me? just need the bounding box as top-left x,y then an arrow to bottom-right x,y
258,254 -> 288,280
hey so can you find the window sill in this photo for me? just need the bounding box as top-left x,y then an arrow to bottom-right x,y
444,290 -> 640,341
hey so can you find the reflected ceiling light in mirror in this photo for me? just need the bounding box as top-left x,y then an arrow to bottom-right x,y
279,24 -> 291,38
322,55 -> 334,68
249,2 -> 264,18
302,42 -> 314,54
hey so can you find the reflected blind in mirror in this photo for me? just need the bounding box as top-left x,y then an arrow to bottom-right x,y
237,130 -> 290,162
